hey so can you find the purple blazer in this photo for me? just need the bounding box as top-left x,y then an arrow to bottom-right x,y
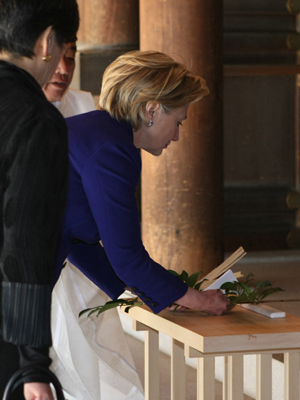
55,110 -> 187,313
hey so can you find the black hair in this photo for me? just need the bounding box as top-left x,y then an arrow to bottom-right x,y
0,0 -> 79,57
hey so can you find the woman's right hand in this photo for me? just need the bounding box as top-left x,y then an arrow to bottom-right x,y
175,286 -> 230,315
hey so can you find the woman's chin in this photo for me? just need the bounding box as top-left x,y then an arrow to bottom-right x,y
144,148 -> 163,156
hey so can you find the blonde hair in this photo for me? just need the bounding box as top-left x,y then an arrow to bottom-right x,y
98,50 -> 209,130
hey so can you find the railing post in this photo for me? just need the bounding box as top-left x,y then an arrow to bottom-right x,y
223,356 -> 229,400
197,357 -> 215,400
133,320 -> 159,400
171,339 -> 185,400
256,353 -> 272,400
284,352 -> 300,400
225,355 -> 244,400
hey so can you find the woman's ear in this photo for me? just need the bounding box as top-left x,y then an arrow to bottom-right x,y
35,26 -> 53,59
43,26 -> 54,58
145,101 -> 160,120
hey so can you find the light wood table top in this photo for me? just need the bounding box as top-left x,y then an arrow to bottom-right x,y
123,305 -> 300,354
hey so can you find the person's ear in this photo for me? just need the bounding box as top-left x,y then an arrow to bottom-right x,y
35,26 -> 54,61
145,101 -> 160,120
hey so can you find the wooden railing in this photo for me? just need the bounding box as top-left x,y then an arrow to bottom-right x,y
121,305 -> 300,400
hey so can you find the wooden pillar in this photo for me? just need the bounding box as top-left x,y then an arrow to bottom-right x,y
140,0 -> 224,275
76,0 -> 138,47
74,0 -> 139,95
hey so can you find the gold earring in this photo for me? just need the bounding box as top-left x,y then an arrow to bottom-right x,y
42,54 -> 52,62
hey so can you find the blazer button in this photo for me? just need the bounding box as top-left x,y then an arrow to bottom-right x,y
131,287 -> 138,292
144,297 -> 152,302
150,302 -> 158,307
137,292 -> 145,297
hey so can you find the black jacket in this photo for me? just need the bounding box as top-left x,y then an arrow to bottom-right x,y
0,60 -> 69,369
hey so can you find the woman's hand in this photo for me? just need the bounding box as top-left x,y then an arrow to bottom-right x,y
175,286 -> 230,315
24,382 -> 54,400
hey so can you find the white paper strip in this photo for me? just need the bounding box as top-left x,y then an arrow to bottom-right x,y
238,303 -> 286,319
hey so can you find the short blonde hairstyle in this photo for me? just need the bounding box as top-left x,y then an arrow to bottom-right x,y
98,50 -> 209,130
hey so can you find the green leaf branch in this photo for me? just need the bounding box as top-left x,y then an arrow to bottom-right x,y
220,273 -> 284,306
79,297 -> 144,318
79,271 -> 283,318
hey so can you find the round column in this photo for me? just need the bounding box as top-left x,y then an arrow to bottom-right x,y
76,0 -> 139,47
140,0 -> 224,276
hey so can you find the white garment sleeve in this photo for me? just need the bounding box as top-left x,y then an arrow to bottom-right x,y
57,88 -> 96,118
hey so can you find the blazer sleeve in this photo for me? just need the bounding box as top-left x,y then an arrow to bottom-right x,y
81,142 -> 188,313
1,114 -> 68,347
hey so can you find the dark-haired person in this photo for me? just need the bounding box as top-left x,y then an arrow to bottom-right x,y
43,44 -> 143,400
43,41 -> 95,117
54,51 -> 229,329
0,1 -> 79,399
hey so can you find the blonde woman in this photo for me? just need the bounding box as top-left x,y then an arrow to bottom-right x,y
54,51 -> 229,334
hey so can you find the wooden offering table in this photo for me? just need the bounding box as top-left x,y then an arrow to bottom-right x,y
121,305 -> 300,400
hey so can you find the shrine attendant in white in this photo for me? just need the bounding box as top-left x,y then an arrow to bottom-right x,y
43,42 -> 144,400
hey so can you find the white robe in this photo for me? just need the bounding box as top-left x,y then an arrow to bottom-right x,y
50,89 -> 144,400
52,88 -> 96,118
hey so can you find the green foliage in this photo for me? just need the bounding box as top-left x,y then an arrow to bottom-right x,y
79,297 -> 144,318
169,270 -> 283,306
168,269 -> 207,290
79,271 -> 283,318
220,273 -> 284,306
